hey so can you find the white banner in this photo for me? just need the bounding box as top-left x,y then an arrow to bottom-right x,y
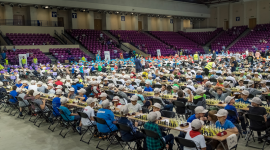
104,51 -> 110,61
157,49 -> 161,56
18,54 -> 27,67
226,134 -> 237,150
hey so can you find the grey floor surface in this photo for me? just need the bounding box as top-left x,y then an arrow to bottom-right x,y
0,109 -> 269,150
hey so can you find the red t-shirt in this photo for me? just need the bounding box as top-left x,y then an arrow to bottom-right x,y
55,81 -> 63,86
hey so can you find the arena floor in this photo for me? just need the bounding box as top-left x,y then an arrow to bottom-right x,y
0,109 -> 268,150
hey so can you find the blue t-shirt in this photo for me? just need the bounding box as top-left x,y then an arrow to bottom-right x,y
224,104 -> 238,123
79,67 -> 84,73
52,97 -> 61,116
24,86 -> 29,89
79,94 -> 87,101
187,114 -> 197,123
196,75 -> 203,79
72,68 -> 75,74
235,98 -> 250,104
59,106 -> 74,121
76,83 -> 84,90
16,83 -> 22,88
215,119 -> 235,130
144,87 -> 153,92
9,90 -> 18,103
96,108 -> 118,133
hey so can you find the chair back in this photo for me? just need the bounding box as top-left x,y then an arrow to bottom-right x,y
196,78 -> 202,82
152,98 -> 164,106
245,113 -> 267,129
44,88 -> 49,93
175,137 -> 198,150
153,84 -> 162,88
16,96 -> 23,101
142,107 -> 149,114
94,116 -> 107,124
161,110 -> 175,118
139,82 -> 145,87
227,109 -> 237,117
141,129 -> 165,148
116,81 -> 123,85
132,82 -> 137,86
78,112 -> 89,119
187,105 -> 197,112
116,123 -> 132,133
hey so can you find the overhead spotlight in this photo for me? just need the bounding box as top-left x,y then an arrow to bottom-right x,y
147,14 -> 150,17
108,11 -> 112,14
18,4 -> 22,8
103,11 -> 107,14
9,3 -> 14,7
1,3 -> 4,6
131,12 -> 133,15
45,6 -> 49,9
34,5 -> 38,9
80,9 -> 84,12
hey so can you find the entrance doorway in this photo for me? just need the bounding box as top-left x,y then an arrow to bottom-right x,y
94,19 -> 102,30
249,18 -> 256,29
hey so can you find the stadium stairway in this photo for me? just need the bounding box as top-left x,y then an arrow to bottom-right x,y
102,31 -> 119,44
121,43 -> 150,57
225,28 -> 251,50
203,30 -> 225,54
143,31 -> 167,45
64,30 -> 95,60
44,52 -> 57,64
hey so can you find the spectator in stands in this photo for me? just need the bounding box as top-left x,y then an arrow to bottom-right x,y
12,46 -> 16,52
1,50 -> 6,60
212,50 -> 216,60
2,46 -> 7,51
222,45 -> 225,50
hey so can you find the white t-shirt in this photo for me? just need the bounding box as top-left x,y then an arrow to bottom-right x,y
127,103 -> 142,112
184,131 -> 206,150
141,59 -> 145,66
81,106 -> 95,126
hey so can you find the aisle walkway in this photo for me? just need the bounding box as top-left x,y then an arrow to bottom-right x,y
0,109 -> 267,150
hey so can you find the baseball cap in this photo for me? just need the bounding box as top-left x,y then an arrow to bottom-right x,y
0,82 -> 3,87
148,112 -> 158,122
57,76 -> 61,80
154,88 -> 160,93
173,79 -> 179,83
205,81 -> 212,86
48,83 -> 54,87
249,97 -> 261,104
148,75 -> 152,78
37,81 -> 43,85
224,96 -> 235,104
203,77 -> 209,80
112,96 -> 120,101
152,103 -> 161,109
30,80 -> 36,84
241,90 -> 249,96
196,88 -> 206,95
108,83 -> 115,88
145,81 -> 151,85
16,88 -> 22,93
215,109 -> 228,117
120,105 -> 129,115
191,119 -> 204,130
136,87 -> 143,92
126,80 -> 132,84
194,106 -> 208,114
69,87 -> 75,91
33,91 -> 41,97
172,86 -> 179,90
78,88 -> 86,94
55,89 -> 62,95
260,80 -> 266,84
56,85 -> 63,89
118,85 -> 125,90
248,80 -> 254,87
187,80 -> 193,85
155,77 -> 160,80
86,98 -> 98,104
130,95 -> 138,101
60,97 -> 68,104
223,81 -> 230,87
99,92 -> 107,97
101,100 -> 110,108
104,78 -> 109,81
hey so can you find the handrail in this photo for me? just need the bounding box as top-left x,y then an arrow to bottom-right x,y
54,30 -> 67,44
0,19 -> 63,27
0,30 -> 11,45
62,30 -> 76,44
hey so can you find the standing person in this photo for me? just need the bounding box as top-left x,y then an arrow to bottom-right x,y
246,52 -> 254,65
193,52 -> 199,63
32,55 -> 38,64
212,50 -> 216,60
134,56 -> 142,73
21,56 -> 27,66
255,50 -> 261,59
141,56 -> 145,70
13,46 -> 16,52
204,59 -> 215,76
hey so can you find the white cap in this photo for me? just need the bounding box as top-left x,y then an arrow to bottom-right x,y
56,85 -> 63,89
196,88 -> 206,95
31,80 -> 36,84
172,86 -> 179,90
57,76 -> 61,80
130,95 -> 138,101
126,80 -> 132,84
122,71 -> 126,74
203,77 -> 209,80
205,81 -> 212,86
47,77 -> 52,80
33,91 -> 41,97
155,77 -> 160,80
112,96 -> 120,101
99,92 -> 107,97
55,89 -> 62,95
120,105 -> 129,115
241,90 -> 249,96
78,88 -> 86,94
112,70 -> 116,73
153,103 -> 161,109
187,80 -> 193,85
124,75 -> 129,79
223,81 -> 230,87
137,87 -> 143,92
48,83 -> 53,87
104,78 -> 109,81
86,98 -> 98,104
16,88 -> 22,93
77,75 -> 81,78
225,96 -> 235,104
173,79 -> 179,83
191,119 -> 204,130
148,75 -> 152,78
60,97 -> 68,104
101,100 -> 110,108
195,106 -> 208,114
248,80 -> 254,87
0,82 -> 3,87
145,81 -> 151,85
108,83 -> 115,88
37,81 -> 43,85
148,112 -> 158,122
74,79 -> 79,82
215,109 -> 228,117
118,85 -> 125,90
69,87 -> 75,91
154,88 -> 160,93
249,97 -> 261,104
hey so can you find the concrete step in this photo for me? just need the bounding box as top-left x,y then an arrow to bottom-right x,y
102,31 -> 119,44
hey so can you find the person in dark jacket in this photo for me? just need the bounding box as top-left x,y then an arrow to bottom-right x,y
212,50 -> 216,60
134,57 -> 142,73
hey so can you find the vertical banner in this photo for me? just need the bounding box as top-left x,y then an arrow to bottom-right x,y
104,51 -> 110,61
157,49 -> 161,56
72,13 -> 77,18
18,54 -> 27,67
121,16 -> 125,21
